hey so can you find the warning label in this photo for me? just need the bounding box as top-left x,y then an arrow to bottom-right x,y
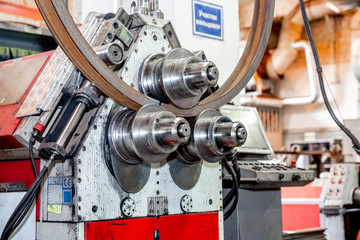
47,176 -> 73,205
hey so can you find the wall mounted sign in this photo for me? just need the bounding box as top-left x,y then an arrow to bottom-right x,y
192,0 -> 224,41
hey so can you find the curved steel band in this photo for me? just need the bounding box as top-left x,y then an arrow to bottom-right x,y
34,0 -> 275,116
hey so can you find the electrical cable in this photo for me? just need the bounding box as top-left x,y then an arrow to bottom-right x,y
299,0 -> 360,155
223,158 -> 239,220
0,156 -> 55,240
29,137 -> 39,177
223,151 -> 240,208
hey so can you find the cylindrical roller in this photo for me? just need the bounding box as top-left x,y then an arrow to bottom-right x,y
156,118 -> 191,146
150,0 -> 164,19
94,43 -> 124,66
184,62 -> 218,88
139,48 -> 219,109
215,122 -> 247,147
108,109 -> 140,165
354,187 -> 360,205
107,104 -> 191,164
177,109 -> 247,164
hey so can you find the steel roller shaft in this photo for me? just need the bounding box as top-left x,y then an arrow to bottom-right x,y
108,104 -> 191,165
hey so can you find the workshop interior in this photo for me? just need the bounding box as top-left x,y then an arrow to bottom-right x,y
1,0 -> 360,239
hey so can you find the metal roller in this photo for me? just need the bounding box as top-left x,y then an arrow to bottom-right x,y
93,42 -> 124,66
177,109 -> 247,164
139,48 -> 218,109
108,104 -> 191,164
353,187 -> 360,205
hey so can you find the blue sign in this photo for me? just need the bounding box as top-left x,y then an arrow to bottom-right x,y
192,0 -> 224,41
47,176 -> 73,205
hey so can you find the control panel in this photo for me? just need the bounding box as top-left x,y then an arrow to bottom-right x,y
325,164 -> 358,207
227,161 -> 316,189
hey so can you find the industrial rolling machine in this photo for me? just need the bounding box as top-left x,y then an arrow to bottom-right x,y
0,0 -> 314,239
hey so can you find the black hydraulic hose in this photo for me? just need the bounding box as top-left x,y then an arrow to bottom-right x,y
223,168 -> 236,208
223,152 -> 240,207
223,159 -> 239,220
29,137 -> 39,177
299,0 -> 360,155
1,157 -> 55,240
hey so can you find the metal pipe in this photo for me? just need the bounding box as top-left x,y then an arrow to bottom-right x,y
282,41 -> 318,105
55,102 -> 86,148
241,41 -> 318,107
36,92 -> 64,129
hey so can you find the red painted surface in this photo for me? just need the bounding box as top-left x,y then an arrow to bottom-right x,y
0,160 -> 41,220
85,213 -> 219,240
0,51 -> 54,150
281,180 -> 325,199
0,2 -> 43,21
282,204 -> 321,231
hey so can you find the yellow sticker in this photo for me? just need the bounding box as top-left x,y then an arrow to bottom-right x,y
47,205 -> 62,215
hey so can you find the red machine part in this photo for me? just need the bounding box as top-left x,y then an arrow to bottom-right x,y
0,160 -> 41,220
282,204 -> 320,231
0,51 -> 54,149
281,180 -> 326,231
281,181 -> 324,199
85,212 -> 220,240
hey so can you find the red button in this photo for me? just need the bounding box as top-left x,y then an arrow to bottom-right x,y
338,179 -> 342,184
331,179 -> 335,184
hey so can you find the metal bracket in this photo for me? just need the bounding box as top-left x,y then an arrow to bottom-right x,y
147,196 -> 168,216
0,182 -> 27,192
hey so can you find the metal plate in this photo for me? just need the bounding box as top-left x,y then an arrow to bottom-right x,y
119,24 -> 172,89
0,56 -> 48,106
16,12 -> 105,117
73,99 -> 222,221
169,157 -> 202,190
112,159 -> 151,193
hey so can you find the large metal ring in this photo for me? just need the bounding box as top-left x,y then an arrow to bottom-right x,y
35,0 -> 274,116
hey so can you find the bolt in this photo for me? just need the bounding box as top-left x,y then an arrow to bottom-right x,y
92,205 -> 98,213
177,123 -> 191,138
77,178 -> 82,183
207,66 -> 219,81
292,173 -> 301,181
153,35 -> 158,41
236,127 -> 247,140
